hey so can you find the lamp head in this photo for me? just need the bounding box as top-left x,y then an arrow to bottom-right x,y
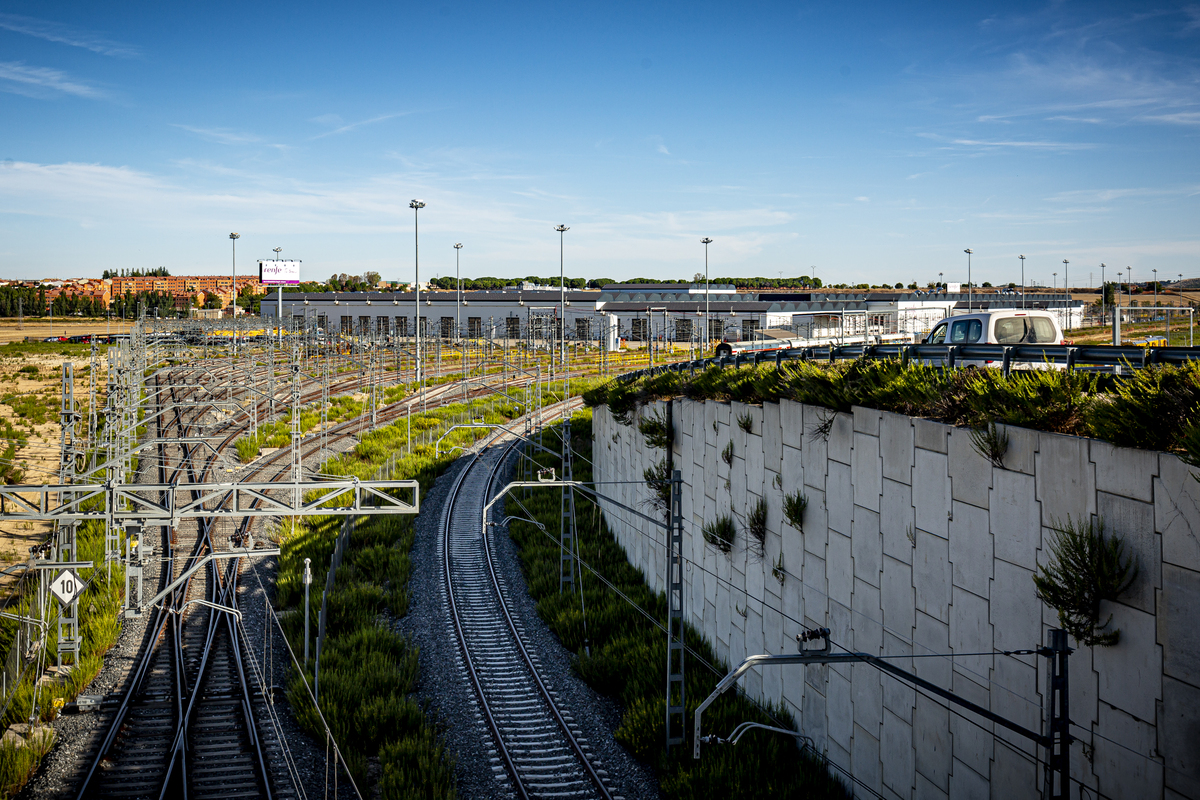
964,248 -> 972,255
1019,254 -> 1025,260
454,243 -> 463,250
701,237 -> 713,245
554,224 -> 569,233
1063,259 -> 1069,265
273,247 -> 282,254
229,233 -> 240,240
409,199 -> 425,209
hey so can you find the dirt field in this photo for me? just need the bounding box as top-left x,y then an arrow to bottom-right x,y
0,340 -> 104,589
0,318 -> 134,345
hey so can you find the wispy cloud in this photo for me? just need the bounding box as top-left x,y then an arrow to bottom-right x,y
0,14 -> 138,58
311,112 -> 410,139
172,124 -> 264,146
1141,111 -> 1200,125
0,61 -> 104,98
950,137 -> 1096,150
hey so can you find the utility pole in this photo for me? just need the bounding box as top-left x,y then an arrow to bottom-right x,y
410,200 -> 425,408
701,237 -> 713,352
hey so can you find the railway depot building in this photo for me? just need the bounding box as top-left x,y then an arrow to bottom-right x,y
261,283 -> 1085,346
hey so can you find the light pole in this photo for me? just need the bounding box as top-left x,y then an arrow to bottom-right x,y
1018,255 -> 1026,309
1100,263 -> 1106,325
1127,267 -> 1133,314
229,232 -> 240,357
410,200 -> 425,397
938,272 -> 943,291
454,243 -> 463,341
1063,259 -> 1070,330
701,237 -> 713,350
964,249 -> 973,310
555,225 -> 569,372
1153,269 -> 1158,312
273,246 -> 283,343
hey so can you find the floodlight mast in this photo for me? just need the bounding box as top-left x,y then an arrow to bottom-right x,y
454,243 -> 464,341
1018,255 -> 1026,310
229,233 -> 240,357
701,238 -> 713,350
273,246 -> 283,344
410,200 -> 426,395
963,248 -> 973,311
555,225 -> 569,372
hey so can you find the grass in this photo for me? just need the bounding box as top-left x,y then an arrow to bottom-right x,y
277,394 -> 522,797
508,413 -> 848,799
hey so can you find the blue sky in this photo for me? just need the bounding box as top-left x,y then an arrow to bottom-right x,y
0,1 -> 1197,287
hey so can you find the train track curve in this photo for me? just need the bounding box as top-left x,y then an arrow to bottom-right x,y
441,427 -> 617,800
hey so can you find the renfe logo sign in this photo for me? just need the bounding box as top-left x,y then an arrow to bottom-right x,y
259,259 -> 302,285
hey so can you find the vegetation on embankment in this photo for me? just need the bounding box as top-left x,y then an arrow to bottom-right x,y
276,397 -> 521,798
584,359 -> 1200,462
508,411 -> 849,799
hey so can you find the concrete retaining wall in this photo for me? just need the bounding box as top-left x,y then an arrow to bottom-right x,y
592,398 -> 1200,799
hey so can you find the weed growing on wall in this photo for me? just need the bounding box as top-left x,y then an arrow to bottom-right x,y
702,514 -> 737,554
782,491 -> 808,533
1033,517 -> 1138,647
968,422 -> 1009,469
508,413 -> 848,799
736,411 -> 753,433
637,408 -> 672,450
720,441 -> 733,466
643,459 -> 671,522
745,497 -> 767,556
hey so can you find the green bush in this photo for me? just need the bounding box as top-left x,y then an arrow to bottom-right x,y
585,360 -> 1200,457
1034,516 -> 1138,647
702,514 -> 737,554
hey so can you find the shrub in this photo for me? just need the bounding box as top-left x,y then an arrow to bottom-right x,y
736,411 -> 754,434
702,514 -> 737,554
721,441 -> 733,466
235,437 -> 259,463
637,409 -> 672,450
1033,517 -> 1138,647
643,459 -> 671,521
745,497 -> 767,556
782,491 -> 807,533
968,422 -> 1008,468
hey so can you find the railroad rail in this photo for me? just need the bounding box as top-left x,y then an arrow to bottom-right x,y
66,354 -> 595,799
441,423 -> 615,800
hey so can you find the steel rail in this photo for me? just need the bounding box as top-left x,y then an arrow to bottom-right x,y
442,412 -> 614,800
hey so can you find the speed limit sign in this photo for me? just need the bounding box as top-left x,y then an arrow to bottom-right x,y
50,569 -> 82,606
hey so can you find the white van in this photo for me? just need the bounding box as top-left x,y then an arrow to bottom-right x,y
922,310 -> 1067,368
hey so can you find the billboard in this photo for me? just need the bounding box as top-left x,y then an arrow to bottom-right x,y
259,259 -> 302,285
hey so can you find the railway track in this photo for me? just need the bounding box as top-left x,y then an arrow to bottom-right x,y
61,350 -> 600,799
441,421 -> 616,800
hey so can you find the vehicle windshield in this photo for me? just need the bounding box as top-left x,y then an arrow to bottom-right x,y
949,319 -> 982,344
928,323 -> 947,344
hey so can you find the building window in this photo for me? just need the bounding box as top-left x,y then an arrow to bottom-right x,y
742,319 -> 760,340
440,316 -> 454,339
576,318 -> 591,339
377,316 -> 390,335
394,316 -> 408,336
631,318 -> 648,341
358,316 -> 371,336
708,318 -> 723,341
674,318 -> 693,342
317,315 -> 328,331
340,316 -> 353,335
506,316 -> 521,340
468,317 -> 482,338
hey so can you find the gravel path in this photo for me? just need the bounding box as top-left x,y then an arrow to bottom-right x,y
402,441 -> 661,800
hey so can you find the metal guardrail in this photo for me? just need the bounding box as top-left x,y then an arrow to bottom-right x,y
616,343 -> 1200,384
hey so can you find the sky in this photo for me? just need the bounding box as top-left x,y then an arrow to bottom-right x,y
0,1 -> 1197,288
